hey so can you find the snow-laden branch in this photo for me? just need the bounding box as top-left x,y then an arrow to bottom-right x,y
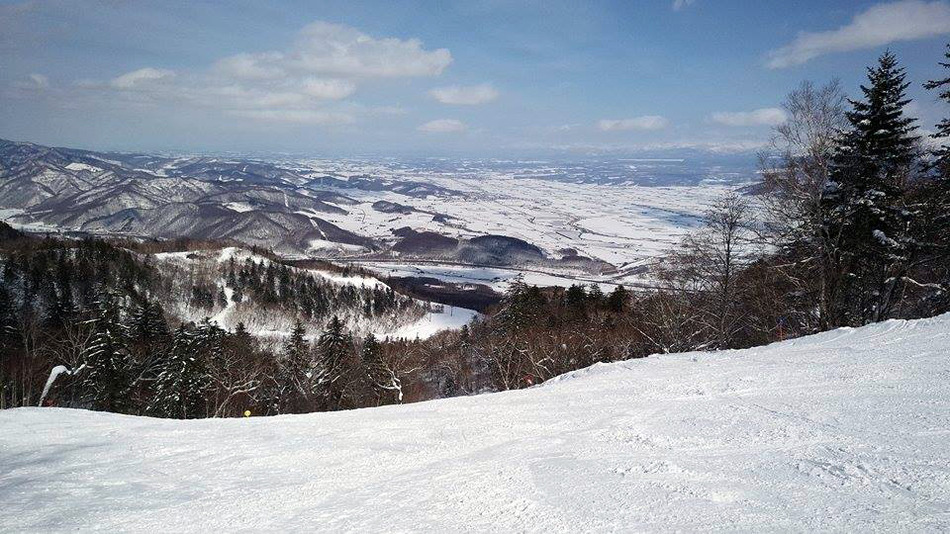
38,365 -> 72,407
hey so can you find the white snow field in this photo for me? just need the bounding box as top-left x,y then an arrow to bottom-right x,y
2,315 -> 949,532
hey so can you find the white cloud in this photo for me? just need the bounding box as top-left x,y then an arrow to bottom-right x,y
598,116 -> 669,131
12,73 -> 49,90
418,118 -> 467,133
672,0 -> 695,11
710,107 -> 787,127
215,21 -> 452,81
515,139 -> 769,155
301,78 -> 357,100
110,68 -> 175,89
229,109 -> 355,125
429,83 -> 499,105
28,73 -> 49,89
67,21 -> 452,129
214,53 -> 284,81
767,0 -> 950,69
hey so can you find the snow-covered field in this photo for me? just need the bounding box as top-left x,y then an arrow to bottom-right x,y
386,303 -> 479,339
0,208 -> 62,233
290,158 -> 751,289
357,260 -> 630,292
2,154 -> 752,290
312,175 -> 738,267
3,314 -> 948,531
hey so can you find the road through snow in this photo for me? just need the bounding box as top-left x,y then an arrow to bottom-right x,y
1,315 -> 949,531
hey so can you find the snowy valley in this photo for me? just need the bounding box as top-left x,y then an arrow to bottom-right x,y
0,139 -> 753,293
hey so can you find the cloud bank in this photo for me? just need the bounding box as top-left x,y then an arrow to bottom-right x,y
710,107 -> 786,127
110,68 -> 175,89
429,84 -> 499,105
418,119 -> 467,133
598,116 -> 669,132
214,21 -> 452,80
767,0 -> 950,68
65,21 -> 451,126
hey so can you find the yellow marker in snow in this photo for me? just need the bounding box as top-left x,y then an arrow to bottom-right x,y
244,410 -> 251,417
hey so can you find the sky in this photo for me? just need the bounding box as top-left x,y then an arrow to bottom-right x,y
2,0 -> 950,157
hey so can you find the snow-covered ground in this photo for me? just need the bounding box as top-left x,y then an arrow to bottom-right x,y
357,260 -> 628,292
0,208 -> 62,233
286,158 -> 752,289
3,314 -> 949,531
382,303 -> 479,340
310,176 -> 736,267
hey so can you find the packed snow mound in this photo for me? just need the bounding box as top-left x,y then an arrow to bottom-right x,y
2,315 -> 949,531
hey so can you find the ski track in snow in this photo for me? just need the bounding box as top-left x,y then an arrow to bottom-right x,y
208,286 -> 235,327
2,315 -> 949,531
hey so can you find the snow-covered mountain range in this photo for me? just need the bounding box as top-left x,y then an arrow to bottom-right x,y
0,138 -> 753,280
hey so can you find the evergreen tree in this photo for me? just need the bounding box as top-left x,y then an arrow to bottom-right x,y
496,276 -> 545,332
0,282 -> 18,351
314,316 -> 356,410
226,257 -> 237,287
924,43 -> 950,171
606,285 -> 628,313
587,284 -> 605,306
234,321 -> 250,340
79,296 -> 132,412
284,320 -> 311,390
835,52 -> 919,179
564,284 -> 588,319
922,47 -> 950,235
565,284 -> 587,307
128,300 -> 169,345
286,320 -> 307,353
149,322 -> 214,418
912,43 -> 950,314
46,252 -> 77,330
825,51 -> 920,324
266,320 -> 312,414
361,333 -> 392,406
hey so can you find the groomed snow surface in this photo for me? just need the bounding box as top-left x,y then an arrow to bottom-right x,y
2,315 -> 949,532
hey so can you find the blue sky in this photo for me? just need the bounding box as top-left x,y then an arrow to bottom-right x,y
2,0 -> 950,156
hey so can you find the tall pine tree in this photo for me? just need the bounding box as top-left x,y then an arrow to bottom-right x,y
314,316 -> 356,410
924,43 -> 950,171
825,51 -> 920,325
149,322 -> 215,418
361,333 -> 394,406
79,294 -> 132,412
278,319 -> 312,412
915,43 -> 950,313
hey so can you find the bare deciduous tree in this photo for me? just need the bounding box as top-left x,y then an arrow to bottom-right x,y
758,79 -> 849,330
661,193 -> 754,348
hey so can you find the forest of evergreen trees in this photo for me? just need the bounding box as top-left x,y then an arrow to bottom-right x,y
1,47 -> 948,418
0,233 -> 426,414
159,248 -> 422,334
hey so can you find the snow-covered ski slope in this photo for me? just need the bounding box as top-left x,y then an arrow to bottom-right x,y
2,315 -> 949,532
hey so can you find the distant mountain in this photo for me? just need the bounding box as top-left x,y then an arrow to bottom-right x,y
0,139 -> 381,254
0,138 -> 623,271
